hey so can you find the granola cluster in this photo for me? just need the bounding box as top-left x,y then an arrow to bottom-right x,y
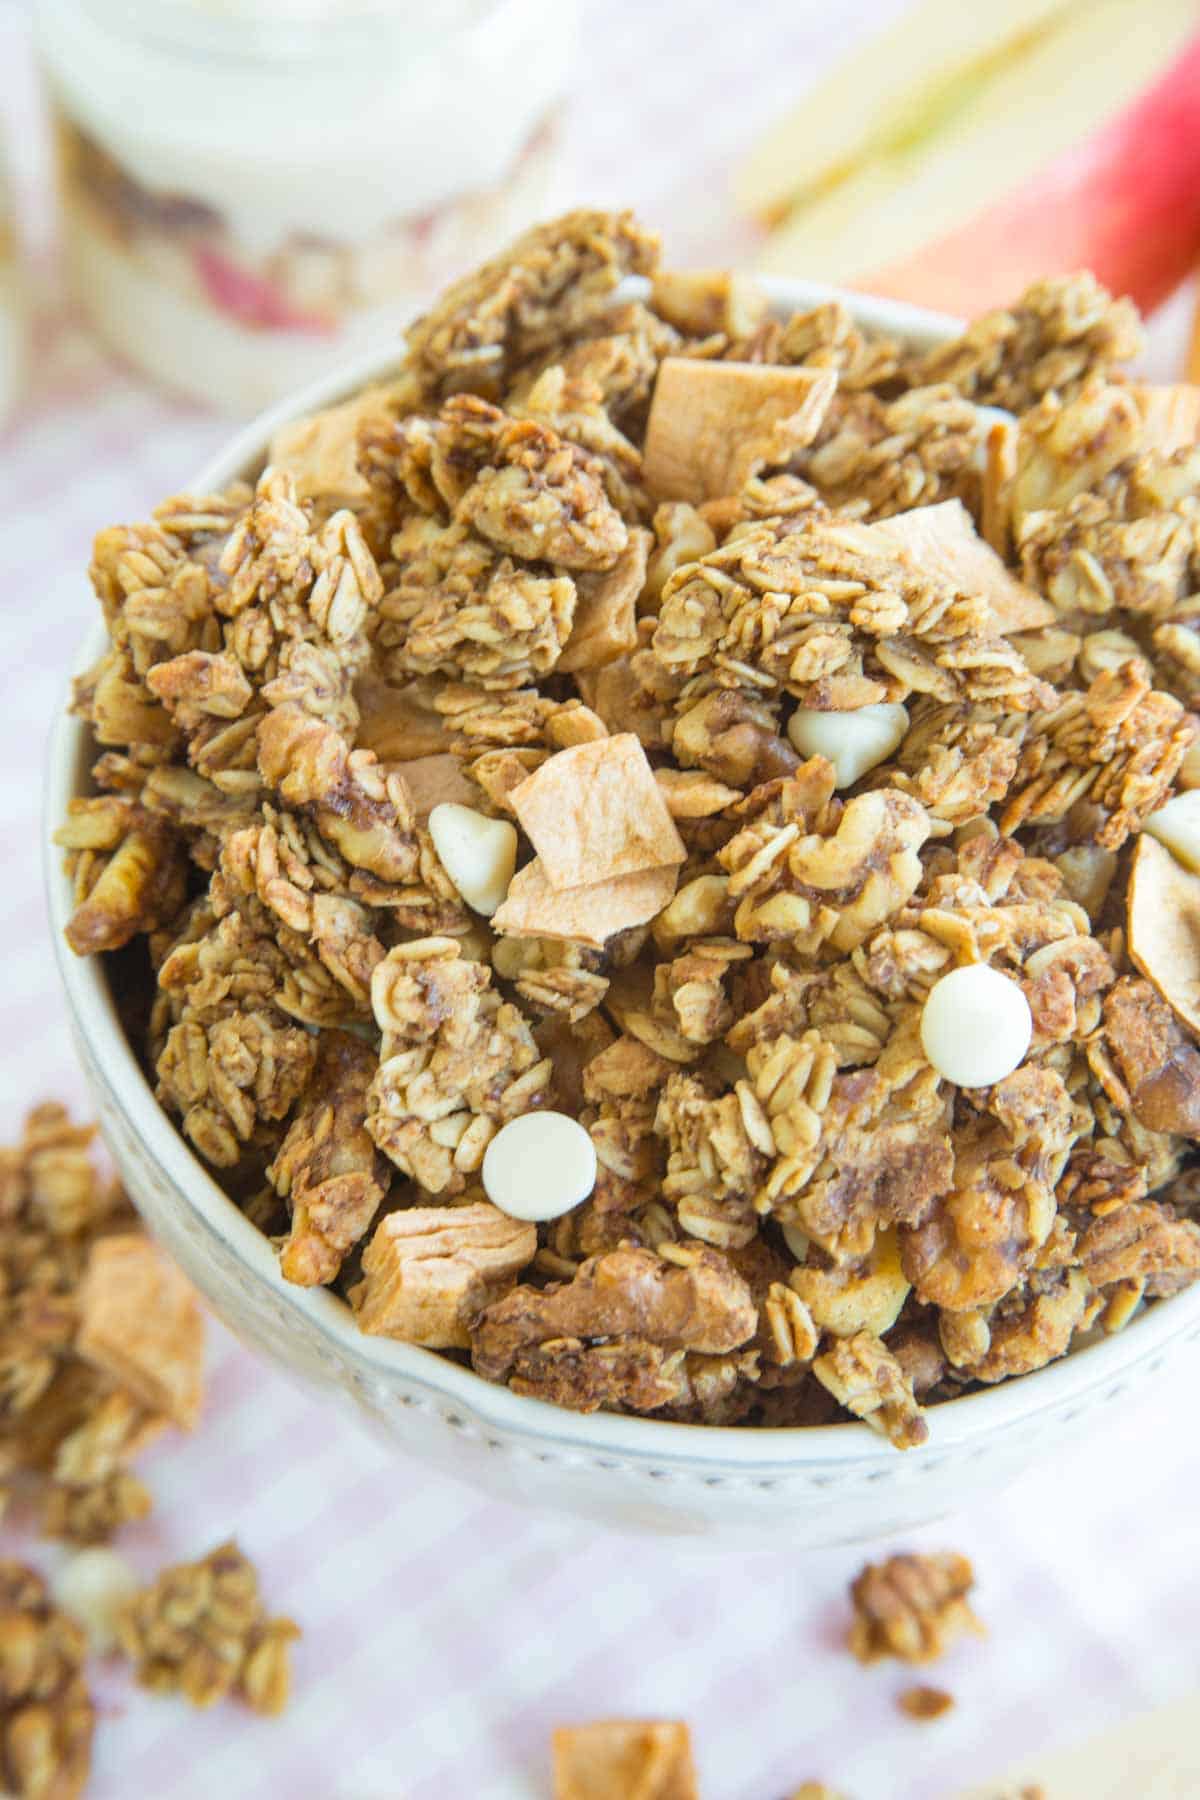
0,1107 -> 203,1542
59,207 -> 1200,1443
114,1541 -> 299,1717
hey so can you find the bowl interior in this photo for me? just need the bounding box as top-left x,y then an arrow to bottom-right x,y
44,276 -> 1200,1474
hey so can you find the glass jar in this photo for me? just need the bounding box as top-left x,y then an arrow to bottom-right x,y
37,0 -> 576,413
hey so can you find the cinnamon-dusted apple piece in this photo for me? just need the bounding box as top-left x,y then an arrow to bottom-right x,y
492,859 -> 679,950
868,498 -> 1055,635
643,358 -> 835,501
1127,833 -> 1200,1038
510,734 -> 685,891
76,1235 -> 205,1430
351,1203 -> 537,1347
552,1718 -> 699,1800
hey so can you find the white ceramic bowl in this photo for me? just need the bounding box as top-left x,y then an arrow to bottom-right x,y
45,279 -> 1200,1545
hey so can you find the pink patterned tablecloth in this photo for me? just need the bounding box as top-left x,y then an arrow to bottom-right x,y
3,2 -> 1200,1793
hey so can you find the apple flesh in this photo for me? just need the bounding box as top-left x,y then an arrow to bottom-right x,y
746,0 -> 1200,315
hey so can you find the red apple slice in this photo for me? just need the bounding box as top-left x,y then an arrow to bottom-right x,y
745,0 -> 1200,315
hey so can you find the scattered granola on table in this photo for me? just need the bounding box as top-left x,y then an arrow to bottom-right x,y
57,205 -> 1200,1439
896,1684 -> 955,1722
114,1540 -> 299,1716
0,1105 -> 204,1541
848,1552 -> 982,1666
0,1561 -> 94,1800
552,1718 -> 698,1800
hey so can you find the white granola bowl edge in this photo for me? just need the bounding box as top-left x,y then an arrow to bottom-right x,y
45,278 -> 1200,1546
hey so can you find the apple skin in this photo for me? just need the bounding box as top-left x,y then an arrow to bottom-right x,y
855,31 -> 1200,316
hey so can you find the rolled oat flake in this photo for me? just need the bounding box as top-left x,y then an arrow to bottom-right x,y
482,1111 -> 597,1222
919,962 -> 1032,1089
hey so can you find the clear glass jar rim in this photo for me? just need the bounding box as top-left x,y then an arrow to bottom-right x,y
75,0 -> 508,64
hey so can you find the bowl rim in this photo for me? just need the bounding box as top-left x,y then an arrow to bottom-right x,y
44,274 -> 1200,1474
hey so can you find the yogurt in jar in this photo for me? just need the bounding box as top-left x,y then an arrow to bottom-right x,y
37,0 -> 576,412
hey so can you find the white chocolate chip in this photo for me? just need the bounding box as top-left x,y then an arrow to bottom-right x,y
781,1222 -> 810,1262
786,702 -> 909,789
482,1111 -> 597,1222
51,1547 -> 140,1654
920,963 -> 1032,1089
428,803 -> 517,917
1143,791 -> 1200,873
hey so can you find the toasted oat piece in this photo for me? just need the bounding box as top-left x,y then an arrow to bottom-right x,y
643,358 -> 836,501
558,529 -> 652,673
492,858 -> 679,949
76,1234 -> 204,1430
510,734 -> 685,891
0,1562 -> 94,1800
350,1203 -> 537,1348
394,753 -> 479,821
552,1719 -> 698,1800
1127,834 -> 1200,1038
1129,384 -> 1200,456
868,499 -> 1055,635
848,1552 -> 982,1666
115,1541 -> 298,1715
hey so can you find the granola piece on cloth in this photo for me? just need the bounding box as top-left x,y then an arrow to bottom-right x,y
115,1542 -> 299,1715
908,272 -> 1142,412
471,1244 -> 757,1412
552,1718 -> 699,1800
350,1203 -> 537,1347
847,1551 -> 982,1664
0,1562 -> 94,1800
0,1106 -> 202,1546
268,1032 -> 389,1286
366,938 -> 551,1193
405,208 -> 660,401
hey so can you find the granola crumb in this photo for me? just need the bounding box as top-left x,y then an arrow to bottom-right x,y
114,1540 -> 299,1716
896,1684 -> 955,1722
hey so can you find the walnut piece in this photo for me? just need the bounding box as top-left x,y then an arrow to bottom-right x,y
471,1245 -> 757,1412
